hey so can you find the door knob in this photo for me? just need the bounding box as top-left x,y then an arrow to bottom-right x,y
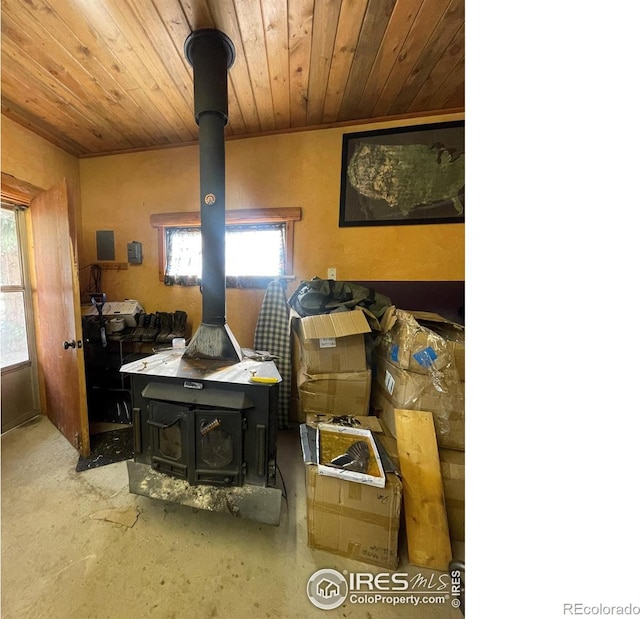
63,340 -> 76,349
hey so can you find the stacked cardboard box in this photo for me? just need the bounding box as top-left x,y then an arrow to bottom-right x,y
439,448 -> 465,561
305,465 -> 402,569
371,309 -> 465,560
301,417 -> 402,569
372,310 -> 465,451
292,309 -> 372,418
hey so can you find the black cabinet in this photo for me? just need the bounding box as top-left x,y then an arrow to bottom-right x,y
82,323 -> 153,424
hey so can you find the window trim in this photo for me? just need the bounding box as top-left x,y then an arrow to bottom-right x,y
1,205 -> 36,372
150,207 -> 301,283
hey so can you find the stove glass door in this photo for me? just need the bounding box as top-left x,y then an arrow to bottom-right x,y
194,409 -> 244,486
148,401 -> 189,479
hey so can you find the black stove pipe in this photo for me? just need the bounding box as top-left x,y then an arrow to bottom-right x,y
182,29 -> 242,362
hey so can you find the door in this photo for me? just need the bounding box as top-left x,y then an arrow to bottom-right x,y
1,205 -> 40,432
29,178 -> 90,457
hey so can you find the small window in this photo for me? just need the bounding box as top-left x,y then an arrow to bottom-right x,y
151,208 -> 301,287
225,224 -> 285,276
165,227 -> 201,281
1,207 -> 30,369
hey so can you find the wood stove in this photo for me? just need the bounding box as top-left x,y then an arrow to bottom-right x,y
121,29 -> 283,524
122,353 -> 283,524
125,353 -> 279,488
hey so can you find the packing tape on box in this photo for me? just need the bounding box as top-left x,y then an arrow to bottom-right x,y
311,500 -> 399,528
445,498 -> 465,511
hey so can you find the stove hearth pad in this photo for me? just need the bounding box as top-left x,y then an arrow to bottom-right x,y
126,461 -> 282,525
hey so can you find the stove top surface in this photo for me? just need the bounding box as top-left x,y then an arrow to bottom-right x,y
120,351 -> 281,385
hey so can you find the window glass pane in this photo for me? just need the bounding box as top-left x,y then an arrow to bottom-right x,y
166,228 -> 202,278
1,291 -> 29,367
226,224 -> 284,276
165,224 -> 285,279
1,208 -> 23,286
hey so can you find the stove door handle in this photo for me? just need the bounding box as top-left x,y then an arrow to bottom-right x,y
184,380 -> 204,390
146,418 -> 180,429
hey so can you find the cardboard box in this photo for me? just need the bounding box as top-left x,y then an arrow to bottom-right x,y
306,464 -> 402,569
297,367 -> 371,417
292,309 -> 371,374
316,423 -> 385,488
439,449 -> 465,543
440,448 -> 465,561
378,309 -> 465,381
372,356 -> 465,451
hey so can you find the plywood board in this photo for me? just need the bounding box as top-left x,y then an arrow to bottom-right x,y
394,408 -> 452,571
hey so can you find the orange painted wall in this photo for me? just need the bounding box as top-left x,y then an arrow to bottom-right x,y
2,116 -> 85,418
1,117 -> 81,192
78,113 -> 464,347
1,116 -> 83,249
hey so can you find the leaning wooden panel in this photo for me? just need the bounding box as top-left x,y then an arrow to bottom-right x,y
394,408 -> 452,571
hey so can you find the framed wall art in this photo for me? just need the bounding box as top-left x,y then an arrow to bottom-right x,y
338,120 -> 465,227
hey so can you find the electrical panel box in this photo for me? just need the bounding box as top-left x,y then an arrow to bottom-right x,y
127,241 -> 143,264
96,230 -> 115,261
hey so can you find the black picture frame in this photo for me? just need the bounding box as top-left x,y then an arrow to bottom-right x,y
338,120 -> 465,227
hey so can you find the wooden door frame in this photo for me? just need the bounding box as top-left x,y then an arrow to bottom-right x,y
1,197 -> 41,433
1,172 -> 42,204
2,172 -> 90,456
1,174 -> 43,435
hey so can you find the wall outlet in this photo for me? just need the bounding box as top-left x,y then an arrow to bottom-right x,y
327,267 -> 337,280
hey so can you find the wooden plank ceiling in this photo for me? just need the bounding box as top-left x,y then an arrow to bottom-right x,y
0,0 -> 464,157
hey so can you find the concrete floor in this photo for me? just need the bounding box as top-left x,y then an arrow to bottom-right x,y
1,416 -> 462,618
